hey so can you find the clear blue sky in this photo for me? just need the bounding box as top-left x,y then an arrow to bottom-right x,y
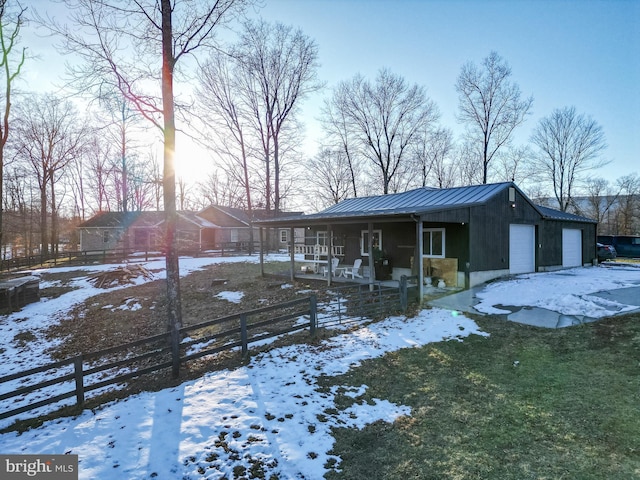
22,0 -> 639,186
256,0 -> 640,183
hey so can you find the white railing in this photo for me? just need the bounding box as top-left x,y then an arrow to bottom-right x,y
292,244 -> 344,258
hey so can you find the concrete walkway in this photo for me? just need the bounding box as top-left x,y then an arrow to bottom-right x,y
427,283 -> 640,329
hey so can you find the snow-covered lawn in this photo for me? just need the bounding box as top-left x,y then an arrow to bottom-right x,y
1,258 -> 639,479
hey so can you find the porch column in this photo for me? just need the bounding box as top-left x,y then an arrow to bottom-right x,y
290,227 -> 295,282
368,222 -> 374,291
417,218 -> 424,303
259,227 -> 265,277
327,224 -> 333,286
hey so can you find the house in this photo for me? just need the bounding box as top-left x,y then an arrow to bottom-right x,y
78,207 -> 305,253
254,182 -> 598,293
77,211 -> 218,252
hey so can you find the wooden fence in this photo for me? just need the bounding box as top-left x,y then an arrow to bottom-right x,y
0,276 -> 419,429
0,243 -> 263,272
0,295 -> 317,427
316,275 -> 418,327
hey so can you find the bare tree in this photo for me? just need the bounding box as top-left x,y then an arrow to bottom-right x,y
531,106 -> 607,212
326,68 -> 439,195
493,145 -> 534,186
45,0 -> 251,373
307,147 -> 354,207
13,94 -> 86,255
456,51 -> 533,184
196,170 -> 245,208
577,178 -> 619,229
413,127 -> 454,187
234,19 -> 321,214
0,0 -> 26,252
321,90 -> 362,197
197,51 -> 256,247
613,173 -> 640,235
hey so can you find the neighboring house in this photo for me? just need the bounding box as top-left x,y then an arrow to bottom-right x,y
78,207 -> 305,253
78,211 -> 218,252
255,182 -> 597,291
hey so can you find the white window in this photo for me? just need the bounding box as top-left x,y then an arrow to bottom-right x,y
103,230 -> 111,243
280,229 -> 288,243
361,230 -> 382,256
230,229 -> 239,242
316,231 -> 328,246
423,228 -> 445,258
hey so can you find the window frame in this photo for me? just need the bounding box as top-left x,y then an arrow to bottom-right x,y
360,229 -> 382,256
316,231 -> 328,246
422,228 -> 445,258
279,229 -> 288,243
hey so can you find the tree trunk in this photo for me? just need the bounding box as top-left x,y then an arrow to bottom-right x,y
161,0 -> 182,378
50,175 -> 57,256
40,184 -> 48,256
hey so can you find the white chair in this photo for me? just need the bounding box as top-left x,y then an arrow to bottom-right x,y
322,257 -> 340,277
343,258 -> 363,279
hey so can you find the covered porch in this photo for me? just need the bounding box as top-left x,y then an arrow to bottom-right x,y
255,213 -> 469,303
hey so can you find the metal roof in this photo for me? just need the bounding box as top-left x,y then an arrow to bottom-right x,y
255,182 -> 598,226
321,182 -> 507,215
537,205 -> 597,223
258,182 -> 514,225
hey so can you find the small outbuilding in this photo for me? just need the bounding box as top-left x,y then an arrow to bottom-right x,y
255,182 -> 597,294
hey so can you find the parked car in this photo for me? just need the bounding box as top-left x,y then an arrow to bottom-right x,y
597,243 -> 617,262
597,235 -> 640,258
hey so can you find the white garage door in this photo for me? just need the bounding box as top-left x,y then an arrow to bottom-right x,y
509,224 -> 535,274
562,228 -> 582,267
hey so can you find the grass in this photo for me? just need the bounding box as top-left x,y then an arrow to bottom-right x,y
323,312 -> 640,479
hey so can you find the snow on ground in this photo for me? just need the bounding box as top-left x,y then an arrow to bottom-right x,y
474,263 -> 640,317
0,309 -> 485,479
215,291 -> 245,303
1,259 -> 639,478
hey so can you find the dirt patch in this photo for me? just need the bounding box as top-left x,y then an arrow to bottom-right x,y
45,262 -> 337,360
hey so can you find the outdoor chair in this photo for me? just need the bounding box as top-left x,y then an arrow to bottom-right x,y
342,258 -> 363,279
322,257 -> 341,277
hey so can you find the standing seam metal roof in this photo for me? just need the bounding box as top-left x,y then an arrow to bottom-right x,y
318,182 -> 508,215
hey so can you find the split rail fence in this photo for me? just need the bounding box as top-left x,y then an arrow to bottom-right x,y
0,275 -> 418,429
0,296 -> 317,428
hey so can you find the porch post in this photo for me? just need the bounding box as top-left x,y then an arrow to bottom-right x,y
417,218 -> 424,303
327,224 -> 333,286
259,227 -> 265,277
368,222 -> 374,291
290,227 -> 295,282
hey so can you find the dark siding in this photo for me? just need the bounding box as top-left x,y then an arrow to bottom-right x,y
538,220 -> 597,267
469,188 -> 541,272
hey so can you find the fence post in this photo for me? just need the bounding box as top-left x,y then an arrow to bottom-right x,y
74,356 -> 85,408
240,314 -> 248,360
399,275 -> 408,313
309,295 -> 317,337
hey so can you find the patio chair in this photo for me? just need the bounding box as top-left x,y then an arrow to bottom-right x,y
322,257 -> 340,277
343,258 -> 363,279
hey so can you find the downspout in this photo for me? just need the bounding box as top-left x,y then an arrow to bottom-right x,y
413,215 -> 424,304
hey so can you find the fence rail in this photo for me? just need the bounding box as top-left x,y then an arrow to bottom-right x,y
0,296 -> 317,428
0,243 -> 263,272
0,275 -> 418,429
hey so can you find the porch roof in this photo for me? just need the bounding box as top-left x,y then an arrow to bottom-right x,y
256,182 -> 512,227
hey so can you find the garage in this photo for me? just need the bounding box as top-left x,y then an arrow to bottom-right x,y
562,228 -> 582,267
510,224 -> 535,274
